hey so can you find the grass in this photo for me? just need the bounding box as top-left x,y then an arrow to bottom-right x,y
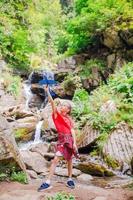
46,192 -> 75,200
10,171 -> 28,184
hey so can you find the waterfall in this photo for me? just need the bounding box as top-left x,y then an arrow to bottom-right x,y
34,120 -> 43,143
23,82 -> 33,110
19,120 -> 43,150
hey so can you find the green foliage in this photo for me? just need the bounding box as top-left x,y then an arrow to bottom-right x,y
0,0 -> 66,70
75,0 -> 88,15
104,155 -> 119,169
73,62 -> 133,153
63,74 -> 82,96
66,0 -> 133,53
72,88 -> 90,119
47,192 -> 75,200
109,62 -> 133,103
1,72 -> 22,97
10,171 -> 28,184
0,173 -> 8,181
80,58 -> 106,78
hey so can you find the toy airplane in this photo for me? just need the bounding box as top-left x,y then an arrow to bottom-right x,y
39,71 -> 58,86
38,71 -> 59,98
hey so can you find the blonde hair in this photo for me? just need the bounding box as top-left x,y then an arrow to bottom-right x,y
62,102 -> 72,114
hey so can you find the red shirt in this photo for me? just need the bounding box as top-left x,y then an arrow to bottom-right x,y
52,111 -> 73,134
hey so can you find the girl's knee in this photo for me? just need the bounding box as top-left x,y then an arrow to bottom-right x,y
52,157 -> 59,165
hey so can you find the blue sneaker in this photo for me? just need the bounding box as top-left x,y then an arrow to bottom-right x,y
66,180 -> 75,189
38,182 -> 52,191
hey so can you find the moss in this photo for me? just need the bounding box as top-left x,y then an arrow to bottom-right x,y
104,155 -> 120,170
14,128 -> 32,142
75,162 -> 114,177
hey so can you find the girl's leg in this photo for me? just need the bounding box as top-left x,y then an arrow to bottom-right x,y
67,159 -> 75,189
38,156 -> 60,191
67,159 -> 73,178
47,156 -> 60,181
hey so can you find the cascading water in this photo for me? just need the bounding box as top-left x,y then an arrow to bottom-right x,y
23,82 -> 33,110
19,120 -> 43,150
34,120 -> 43,143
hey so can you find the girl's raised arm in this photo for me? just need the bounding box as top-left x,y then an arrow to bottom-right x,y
44,86 -> 57,117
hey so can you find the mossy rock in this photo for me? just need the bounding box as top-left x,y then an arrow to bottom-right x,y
75,162 -> 114,177
14,128 -> 34,142
104,155 -> 120,170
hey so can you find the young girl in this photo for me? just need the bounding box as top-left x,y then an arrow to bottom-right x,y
38,86 -> 78,191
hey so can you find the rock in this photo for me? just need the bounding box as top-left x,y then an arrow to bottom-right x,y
121,162 -> 131,175
57,56 -> 76,72
12,116 -> 38,142
103,122 -> 133,172
55,167 -> 82,177
126,49 -> 133,60
52,85 -> 67,98
44,152 -> 55,161
115,53 -> 126,69
29,91 -> 44,108
107,54 -> 116,68
0,59 -> 7,72
131,157 -> 133,175
78,123 -> 100,150
94,197 -> 107,200
103,29 -> 122,49
77,174 -> 93,184
75,162 -> 114,177
106,178 -> 133,189
100,100 -> 117,115
57,54 -> 87,72
41,103 -> 56,131
48,142 -> 57,153
26,170 -> 38,179
29,143 -> 49,157
119,30 -> 133,47
0,115 -> 27,176
20,150 -> 48,174
62,75 -> 82,96
2,105 -> 34,120
82,78 -> 99,91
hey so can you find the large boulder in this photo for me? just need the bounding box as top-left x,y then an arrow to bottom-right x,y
75,162 -> 114,177
0,115 -> 26,175
103,122 -> 133,171
12,116 -> 38,142
77,173 -> 93,184
20,150 -> 48,174
29,143 -> 49,157
100,100 -> 117,115
55,167 -> 81,177
2,105 -> 34,121
78,123 -> 100,150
